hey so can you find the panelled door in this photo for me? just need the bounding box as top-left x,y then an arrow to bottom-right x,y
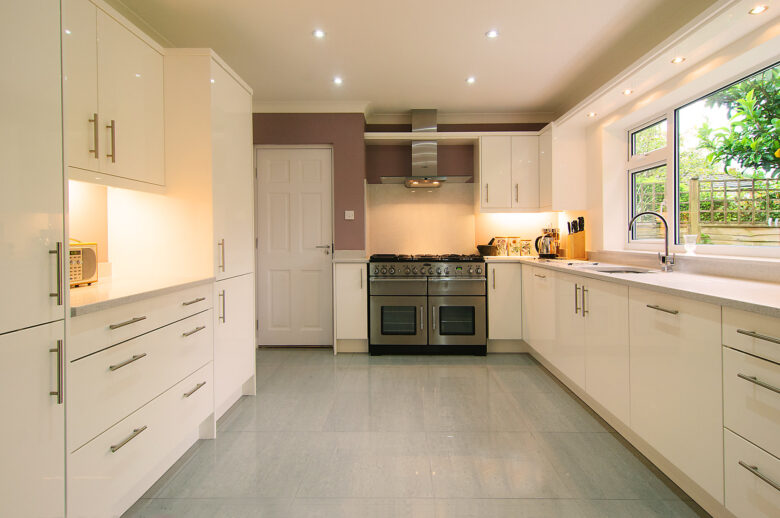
256,148 -> 333,345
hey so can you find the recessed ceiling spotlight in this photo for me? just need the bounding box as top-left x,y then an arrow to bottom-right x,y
671,56 -> 686,64
485,29 -> 499,38
64,29 -> 72,35
748,5 -> 768,15
333,76 -> 343,85
586,112 -> 597,118
313,29 -> 326,38
622,89 -> 633,96
466,76 -> 476,84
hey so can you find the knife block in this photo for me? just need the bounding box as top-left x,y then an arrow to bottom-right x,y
565,231 -> 587,260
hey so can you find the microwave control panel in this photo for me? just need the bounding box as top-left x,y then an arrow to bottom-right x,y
69,249 -> 83,282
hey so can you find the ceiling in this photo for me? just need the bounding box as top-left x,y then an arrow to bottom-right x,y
110,0 -> 719,118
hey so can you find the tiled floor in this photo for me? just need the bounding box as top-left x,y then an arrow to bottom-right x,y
124,349 -> 709,518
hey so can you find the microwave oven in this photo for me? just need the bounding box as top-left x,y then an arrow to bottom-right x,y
69,242 -> 98,287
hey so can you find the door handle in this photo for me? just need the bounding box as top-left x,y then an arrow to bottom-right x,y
110,426 -> 147,453
89,113 -> 99,157
182,297 -> 206,306
109,316 -> 147,330
183,381 -> 207,398
316,245 -> 330,255
217,239 -> 225,272
182,325 -> 206,337
106,119 -> 116,163
49,339 -> 63,404
582,286 -> 588,317
219,290 -> 226,323
432,306 -> 437,330
492,268 -> 496,290
737,329 -> 780,345
359,268 -> 363,289
109,353 -> 147,372
738,460 -> 780,491
646,304 -> 678,315
574,284 -> 580,314
420,306 -> 424,330
49,242 -> 63,306
485,184 -> 489,203
737,373 -> 780,395
515,184 -> 519,202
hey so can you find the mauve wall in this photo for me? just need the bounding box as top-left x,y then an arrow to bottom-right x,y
365,145 -> 474,184
253,113 -> 366,251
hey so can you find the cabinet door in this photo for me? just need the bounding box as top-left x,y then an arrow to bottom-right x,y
487,263 -> 523,340
0,0 -> 65,335
530,267 -> 556,357
97,10 -> 164,185
584,278 -> 629,424
0,322 -> 65,517
212,62 -> 255,279
629,287 -> 723,502
539,129 -> 552,208
214,273 -> 256,418
521,265 -> 534,344
480,136 -> 512,209
510,136 -> 539,209
335,264 -> 367,339
554,272 -> 585,387
62,0 -> 100,173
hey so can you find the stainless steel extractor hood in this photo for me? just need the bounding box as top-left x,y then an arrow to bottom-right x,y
380,109 -> 472,188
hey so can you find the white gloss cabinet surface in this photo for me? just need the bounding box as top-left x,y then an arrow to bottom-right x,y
629,287 -> 724,503
724,429 -> 780,518
723,307 -> 780,364
487,263 -> 523,340
334,263 -> 368,340
538,126 -> 552,209
0,322 -> 65,518
0,0 -> 65,336
479,136 -> 512,209
510,136 -> 540,209
553,272 -> 586,388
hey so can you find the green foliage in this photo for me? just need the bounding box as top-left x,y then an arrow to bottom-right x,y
697,65 -> 780,178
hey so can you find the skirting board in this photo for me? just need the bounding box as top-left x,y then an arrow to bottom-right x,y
335,339 -> 368,353
487,339 -> 529,353
522,340 -> 737,518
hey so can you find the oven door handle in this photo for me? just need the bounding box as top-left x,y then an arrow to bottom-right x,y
420,306 -> 424,331
429,277 -> 486,282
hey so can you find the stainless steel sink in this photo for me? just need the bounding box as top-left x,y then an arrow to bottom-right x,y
589,266 -> 654,274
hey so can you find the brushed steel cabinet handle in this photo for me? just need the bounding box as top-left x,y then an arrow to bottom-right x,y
492,268 -> 496,290
646,304 -> 678,315
109,316 -> 147,330
183,297 -> 206,306
106,120 -> 116,163
218,290 -> 226,323
738,460 -> 780,491
737,329 -> 780,345
582,287 -> 589,318
737,373 -> 780,395
89,113 -> 99,157
217,239 -> 225,272
420,306 -> 424,330
359,268 -> 363,289
485,183 -> 489,203
574,284 -> 580,314
109,353 -> 147,372
110,426 -> 147,453
432,306 -> 437,330
183,381 -> 206,398
182,325 -> 206,337
49,242 -> 63,305
534,273 -> 546,279
49,339 -> 63,404
515,184 -> 519,202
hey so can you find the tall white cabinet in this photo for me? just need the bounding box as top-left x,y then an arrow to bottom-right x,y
0,0 -> 66,515
479,135 -> 540,211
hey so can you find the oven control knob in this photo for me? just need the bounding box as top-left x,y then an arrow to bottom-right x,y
374,268 -> 379,274
404,267 -> 411,274
428,267 -> 434,274
389,267 -> 395,274
380,268 -> 387,275
412,267 -> 418,274
476,267 -> 482,274
444,268 -> 449,275
436,267 -> 442,274
468,267 -> 473,274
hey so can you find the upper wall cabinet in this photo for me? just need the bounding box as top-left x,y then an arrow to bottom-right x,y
63,0 -> 165,187
479,135 -> 540,212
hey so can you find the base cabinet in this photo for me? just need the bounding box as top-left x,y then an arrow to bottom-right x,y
524,266 -> 556,357
487,263 -> 523,340
725,428 -> 780,518
553,272 -> 585,387
334,263 -> 368,340
629,287 -> 723,503
0,322 -> 65,518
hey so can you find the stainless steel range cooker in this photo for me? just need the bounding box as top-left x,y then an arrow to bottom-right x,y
368,254 -> 487,355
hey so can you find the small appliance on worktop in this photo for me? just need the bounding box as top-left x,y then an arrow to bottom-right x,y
369,254 -> 487,355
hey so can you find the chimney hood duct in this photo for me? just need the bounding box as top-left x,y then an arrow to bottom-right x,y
380,109 -> 472,188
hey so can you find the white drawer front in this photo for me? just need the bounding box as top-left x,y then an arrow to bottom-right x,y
725,429 -> 780,518
723,307 -> 780,364
69,283 -> 212,361
724,346 -> 780,458
68,363 -> 213,518
68,310 -> 212,451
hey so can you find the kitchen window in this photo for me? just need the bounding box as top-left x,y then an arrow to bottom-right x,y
627,117 -> 670,242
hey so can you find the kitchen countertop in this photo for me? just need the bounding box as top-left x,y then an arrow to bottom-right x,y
332,257 -> 369,263
70,276 -> 215,317
485,256 -> 780,318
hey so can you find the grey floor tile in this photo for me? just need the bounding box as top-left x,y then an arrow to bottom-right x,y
578,498 -> 709,518
369,390 -> 427,431
488,365 -> 562,393
123,497 -> 292,518
512,389 -> 611,433
323,391 -> 372,431
434,498 -> 587,518
289,498 -> 436,518
219,390 -> 335,431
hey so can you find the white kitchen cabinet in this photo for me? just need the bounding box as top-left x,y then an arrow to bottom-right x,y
62,0 -> 165,186
629,287 -> 723,503
479,135 -> 540,212
521,265 -> 534,342
553,272 -> 586,388
539,126 -> 552,209
525,266 -> 557,357
335,263 -> 368,339
487,263 -> 523,340
215,273 -> 256,418
0,322 -> 65,518
212,59 -> 255,281
724,428 -> 780,518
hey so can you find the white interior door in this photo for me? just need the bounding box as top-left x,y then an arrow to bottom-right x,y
256,148 -> 333,346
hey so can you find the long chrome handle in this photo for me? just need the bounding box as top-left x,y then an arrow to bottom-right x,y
110,426 -> 147,453
359,268 -> 363,289
109,353 -> 147,372
49,242 -> 63,305
492,268 -> 496,290
218,290 -> 226,323
534,273 -> 546,279
582,287 -> 589,318
109,316 -> 147,330
574,284 -> 580,314
738,460 -> 780,491
182,297 -> 206,306
429,277 -> 487,282
183,381 -> 207,398
217,239 -> 225,272
432,306 -> 437,330
89,113 -> 99,157
420,306 -> 424,330
182,325 -> 206,337
737,373 -> 780,395
106,120 -> 116,163
646,304 -> 678,315
737,329 -> 780,345
49,339 -> 63,404
515,184 -> 519,202
315,245 -> 330,255
485,184 -> 489,203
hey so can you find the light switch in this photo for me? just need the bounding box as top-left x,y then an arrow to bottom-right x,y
344,210 -> 355,220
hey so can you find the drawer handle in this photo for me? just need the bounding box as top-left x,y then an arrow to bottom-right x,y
737,329 -> 780,346
109,353 -> 147,371
182,297 -> 206,306
738,460 -> 780,491
646,304 -> 678,315
109,316 -> 147,330
737,373 -> 780,395
110,425 -> 147,453
182,325 -> 206,337
183,381 -> 207,398
534,274 -> 546,279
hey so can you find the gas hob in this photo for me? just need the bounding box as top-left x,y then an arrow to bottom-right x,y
369,254 -> 485,278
